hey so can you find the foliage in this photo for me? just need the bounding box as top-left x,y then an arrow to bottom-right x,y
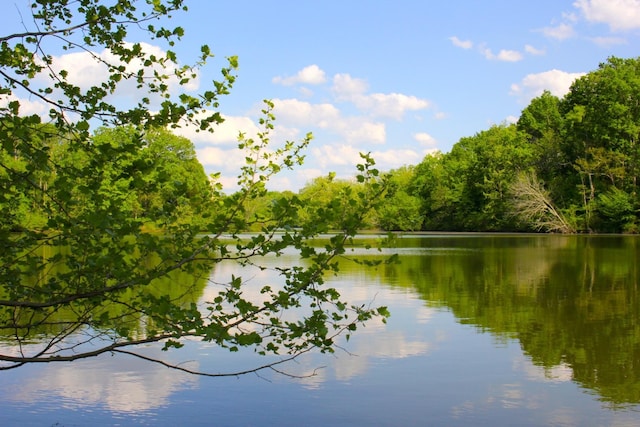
408,56 -> 640,233
595,187 -> 636,233
297,174 -> 354,229
296,172 -> 381,231
559,57 -> 640,231
181,56 -> 640,236
375,166 -> 423,231
412,124 -> 533,231
411,151 -> 458,230
0,1 -> 389,375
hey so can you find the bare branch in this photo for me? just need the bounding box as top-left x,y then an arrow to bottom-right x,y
113,346 -> 323,379
509,172 -> 575,233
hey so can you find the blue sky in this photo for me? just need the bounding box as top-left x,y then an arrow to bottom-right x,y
4,0 -> 640,191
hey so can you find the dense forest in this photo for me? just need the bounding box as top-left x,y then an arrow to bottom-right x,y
6,56 -> 640,234
386,56 -> 640,233
295,56 -> 640,234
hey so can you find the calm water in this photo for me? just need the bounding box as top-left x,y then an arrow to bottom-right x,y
2,234 -> 640,426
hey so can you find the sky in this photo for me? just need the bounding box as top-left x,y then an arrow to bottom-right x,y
4,0 -> 640,192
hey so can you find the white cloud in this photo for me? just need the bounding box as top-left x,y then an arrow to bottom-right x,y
295,168 -> 324,186
27,42 -> 201,116
272,98 -> 341,127
272,64 -> 327,86
0,94 -> 49,117
589,36 -> 628,46
574,0 -> 640,31
44,51 -> 109,90
175,114 -> 260,145
360,92 -> 430,119
414,132 -> 437,147
311,144 -> 364,168
449,36 -> 473,49
297,86 -> 315,98
339,118 -> 387,144
496,49 -> 524,62
270,122 -> 303,142
480,46 -> 523,62
216,174 -> 242,191
539,23 -> 576,40
332,74 -> 430,120
562,11 -> 580,22
453,38 -> 532,62
197,146 -> 246,169
311,145 -> 425,176
272,98 -> 386,144
332,73 -> 369,98
525,44 -> 546,56
54,42 -> 199,93
261,168 -> 328,192
510,69 -> 586,103
370,148 -> 424,169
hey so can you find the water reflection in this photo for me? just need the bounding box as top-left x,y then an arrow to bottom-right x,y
363,234 -> 640,407
2,234 -> 640,426
202,257 -> 439,389
6,348 -> 198,413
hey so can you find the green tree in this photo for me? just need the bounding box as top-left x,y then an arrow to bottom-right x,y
230,190 -> 295,232
560,57 -> 640,231
517,90 -> 574,199
0,0 -> 388,375
517,90 -> 564,143
595,187 -> 636,233
412,151 -> 462,230
415,124 -> 533,231
298,173 -> 360,230
134,126 -> 212,225
376,166 -> 423,231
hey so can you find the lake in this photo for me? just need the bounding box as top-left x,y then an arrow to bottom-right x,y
2,234 -> 640,426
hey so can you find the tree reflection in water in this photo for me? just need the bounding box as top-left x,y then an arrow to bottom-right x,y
2,234 -> 640,423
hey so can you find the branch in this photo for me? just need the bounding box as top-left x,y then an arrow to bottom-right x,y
509,172 -> 575,233
0,333 -> 178,368
113,346 -> 323,379
1,8 -> 169,43
0,21 -> 94,43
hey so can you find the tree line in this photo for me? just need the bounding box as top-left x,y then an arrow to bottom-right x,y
388,56 -> 640,233
231,56 -> 640,234
9,56 -> 640,237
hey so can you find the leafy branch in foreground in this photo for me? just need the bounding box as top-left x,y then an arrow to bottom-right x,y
0,0 -> 390,375
0,112 -> 389,375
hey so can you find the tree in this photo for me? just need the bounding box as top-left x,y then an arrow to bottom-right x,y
375,166 -> 423,231
508,171 -> 576,233
412,151 -> 462,230
559,57 -> 640,231
0,1 -> 389,375
517,90 -> 572,196
297,173 -> 372,230
595,187 -> 636,233
517,91 -> 563,143
432,124 -> 533,231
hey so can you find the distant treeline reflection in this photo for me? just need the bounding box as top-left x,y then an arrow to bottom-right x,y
350,234 -> 640,407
